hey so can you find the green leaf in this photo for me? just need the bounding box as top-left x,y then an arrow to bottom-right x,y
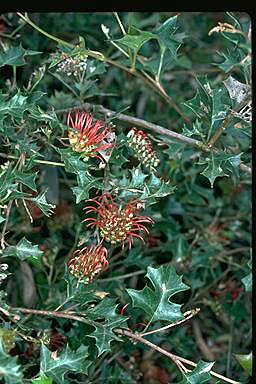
13,170 -> 38,191
177,360 -> 215,384
40,343 -> 91,384
56,148 -> 90,174
0,44 -> 41,67
215,49 -> 244,73
72,172 -> 104,203
0,338 -> 23,383
31,372 -> 53,384
87,298 -> 128,356
155,15 -> 181,58
127,265 -> 189,323
201,154 -> 228,188
116,28 -> 156,51
86,59 -> 107,80
31,190 -> 56,217
242,256 -> 252,292
234,352 -> 252,376
3,237 -> 43,262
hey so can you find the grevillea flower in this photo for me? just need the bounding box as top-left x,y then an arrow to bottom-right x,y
83,193 -> 154,249
127,128 -> 160,171
67,111 -> 114,161
67,243 -> 109,284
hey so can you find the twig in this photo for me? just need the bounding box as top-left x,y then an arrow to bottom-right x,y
55,103 -> 251,174
208,95 -> 251,147
192,319 -> 215,361
114,328 -> 241,384
14,307 -> 89,324
16,13 -> 192,126
0,153 -> 65,168
0,200 -> 13,249
138,308 -> 200,337
11,306 -> 240,384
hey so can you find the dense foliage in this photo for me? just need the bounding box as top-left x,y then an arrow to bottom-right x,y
0,12 -> 252,384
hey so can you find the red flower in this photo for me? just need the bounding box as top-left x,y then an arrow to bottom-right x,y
67,111 -> 114,161
83,193 -> 154,249
67,243 -> 109,284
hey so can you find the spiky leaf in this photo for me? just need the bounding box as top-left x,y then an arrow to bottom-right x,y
86,298 -> 128,356
40,343 -> 91,384
177,360 -> 215,384
234,352 -> 252,376
0,338 -> 23,384
3,237 -> 43,262
127,265 -> 189,323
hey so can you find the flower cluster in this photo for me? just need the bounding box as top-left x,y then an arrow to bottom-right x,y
56,52 -> 88,77
83,193 -> 154,250
0,263 -> 8,285
67,111 -> 114,161
127,128 -> 160,171
67,243 -> 108,284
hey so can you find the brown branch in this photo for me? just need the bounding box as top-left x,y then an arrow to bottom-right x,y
56,103 -> 251,174
192,319 -> 215,361
14,307 -> 89,324
138,308 -> 200,337
115,328 -> 241,384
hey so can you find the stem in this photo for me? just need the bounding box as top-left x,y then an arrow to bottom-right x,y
14,307 -> 89,324
115,328 -> 241,384
16,13 -> 192,125
100,269 -> 145,282
57,103 -> 252,174
17,13 -> 74,49
0,200 -> 13,249
208,95 -> 251,147
138,308 -> 200,337
11,306 -> 240,384
113,12 -> 126,35
0,153 -> 65,167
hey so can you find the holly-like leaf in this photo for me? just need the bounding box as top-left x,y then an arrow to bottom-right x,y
115,27 -> 156,52
31,190 -> 56,217
177,360 -> 215,384
3,237 -> 43,262
72,172 -> 104,203
0,44 -> 41,67
242,256 -> 252,292
234,351 -> 252,376
201,154 -> 228,188
86,298 -> 128,356
31,372 -> 53,384
13,170 -> 38,191
56,148 -> 90,175
127,265 -> 189,323
40,343 -> 91,384
155,15 -> 181,59
0,338 -> 23,383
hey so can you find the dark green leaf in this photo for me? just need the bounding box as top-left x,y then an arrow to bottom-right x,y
155,15 -> 181,58
31,190 -> 56,217
127,265 -> 189,323
87,298 -> 128,356
3,237 -> 43,262
0,44 -> 41,68
40,343 -> 91,384
242,256 -> 252,292
201,154 -> 228,188
115,28 -> 156,51
0,338 -> 23,383
177,360 -> 215,384
13,170 -> 37,191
